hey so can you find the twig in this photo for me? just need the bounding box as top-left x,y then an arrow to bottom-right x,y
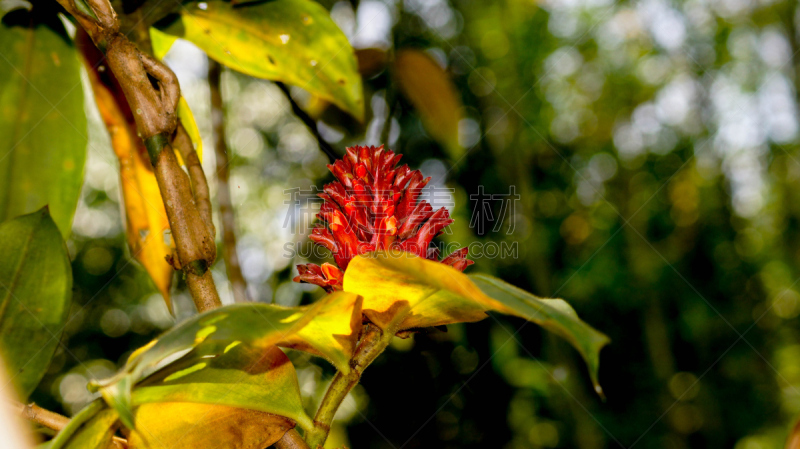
56,0 -> 221,312
306,325 -> 389,447
15,401 -> 70,431
275,82 -> 338,163
274,429 -> 311,449
208,60 -> 249,303
14,401 -> 128,448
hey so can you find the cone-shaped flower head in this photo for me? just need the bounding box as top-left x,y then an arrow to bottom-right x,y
294,145 -> 473,292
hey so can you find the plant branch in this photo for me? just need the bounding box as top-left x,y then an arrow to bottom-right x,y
14,401 -> 128,448
57,0 -> 221,312
174,123 -> 216,237
15,401 -> 70,431
275,82 -> 338,163
274,429 -> 311,449
306,324 -> 389,448
208,60 -> 249,303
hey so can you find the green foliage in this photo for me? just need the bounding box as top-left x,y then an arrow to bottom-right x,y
470,274 -> 609,392
61,408 -> 118,449
90,302 -> 314,429
49,399 -> 106,449
0,208 -> 72,399
342,253 -> 608,390
158,0 -> 364,120
0,12 -> 87,237
131,346 -> 312,431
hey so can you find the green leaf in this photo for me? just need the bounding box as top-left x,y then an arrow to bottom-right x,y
470,273 -> 610,394
342,252 -> 609,392
89,293 -> 360,431
0,208 -> 72,399
0,13 -> 88,237
61,408 -> 119,449
159,0 -> 364,120
393,49 -> 463,158
133,346 -> 313,431
49,399 -> 106,449
90,303 -> 309,428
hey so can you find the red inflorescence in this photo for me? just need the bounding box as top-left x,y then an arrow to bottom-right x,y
294,145 -> 473,292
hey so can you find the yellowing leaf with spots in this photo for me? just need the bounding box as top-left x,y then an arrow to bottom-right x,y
128,402 -> 294,448
342,252 -> 610,391
277,292 -> 363,373
52,400 -> 294,449
393,49 -> 463,159
84,55 -> 175,312
158,0 -> 363,120
0,12 -> 87,236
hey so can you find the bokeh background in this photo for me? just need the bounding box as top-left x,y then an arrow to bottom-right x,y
34,0 -> 800,447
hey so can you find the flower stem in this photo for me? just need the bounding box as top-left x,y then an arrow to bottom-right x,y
307,325 -> 391,448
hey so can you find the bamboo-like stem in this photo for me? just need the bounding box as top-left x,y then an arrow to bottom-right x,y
58,0 -> 221,312
208,60 -> 249,303
306,325 -> 389,448
275,82 -> 338,163
274,429 -> 311,449
174,124 -> 215,237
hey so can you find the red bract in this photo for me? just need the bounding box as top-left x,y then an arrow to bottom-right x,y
294,145 -> 473,292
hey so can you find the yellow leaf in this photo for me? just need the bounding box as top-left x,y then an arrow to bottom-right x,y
277,291 -> 363,373
150,27 -> 177,60
393,49 -> 463,158
342,252 -> 609,390
87,65 -> 175,312
343,252 -> 486,332
177,97 -> 203,163
127,402 -> 293,449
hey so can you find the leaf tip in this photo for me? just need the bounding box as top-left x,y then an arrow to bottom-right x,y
594,383 -> 606,401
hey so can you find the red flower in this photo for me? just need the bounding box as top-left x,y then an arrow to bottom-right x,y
294,145 -> 473,292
